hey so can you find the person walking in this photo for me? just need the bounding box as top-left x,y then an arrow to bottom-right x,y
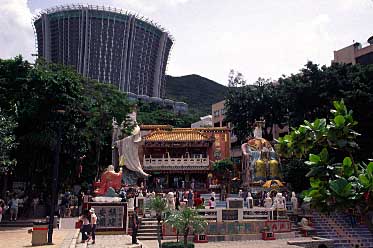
79,210 -> 91,243
8,195 -> 19,221
131,207 -> 140,244
89,208 -> 97,244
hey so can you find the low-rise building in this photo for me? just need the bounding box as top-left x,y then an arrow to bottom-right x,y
333,35 -> 373,65
140,125 -> 230,191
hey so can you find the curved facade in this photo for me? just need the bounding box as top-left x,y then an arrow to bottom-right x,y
33,5 -> 173,97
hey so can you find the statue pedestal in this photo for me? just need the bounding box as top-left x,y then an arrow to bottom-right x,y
87,202 -> 128,233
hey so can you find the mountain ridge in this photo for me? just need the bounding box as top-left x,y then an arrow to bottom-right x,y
165,74 -> 228,117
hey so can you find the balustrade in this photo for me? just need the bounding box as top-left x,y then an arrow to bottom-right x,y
143,155 -> 209,170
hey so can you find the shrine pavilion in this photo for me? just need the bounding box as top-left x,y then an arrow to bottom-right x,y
139,125 -> 230,191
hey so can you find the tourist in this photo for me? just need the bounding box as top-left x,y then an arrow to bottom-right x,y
194,194 -> 203,208
175,190 -> 180,210
187,189 -> 194,207
89,208 -> 97,244
0,199 -> 5,223
131,207 -> 140,244
209,197 -> 216,209
79,210 -> 91,243
8,195 -> 19,221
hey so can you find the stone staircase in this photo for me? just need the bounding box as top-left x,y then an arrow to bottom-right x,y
312,212 -> 373,248
137,214 -> 161,241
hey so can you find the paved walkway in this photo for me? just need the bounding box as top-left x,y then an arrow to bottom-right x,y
75,234 -> 141,248
0,227 -> 77,248
141,238 -> 306,248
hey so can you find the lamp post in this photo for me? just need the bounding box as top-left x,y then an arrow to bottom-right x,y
48,109 -> 65,244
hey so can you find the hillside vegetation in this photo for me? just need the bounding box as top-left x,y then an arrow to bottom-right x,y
165,74 -> 228,117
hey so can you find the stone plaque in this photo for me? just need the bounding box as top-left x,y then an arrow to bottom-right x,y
94,205 -> 124,229
222,209 -> 238,221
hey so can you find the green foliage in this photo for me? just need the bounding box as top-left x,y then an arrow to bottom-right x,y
281,159 -> 310,193
166,207 -> 208,248
225,76 -> 285,142
225,62 -> 373,160
162,242 -> 194,248
275,100 -> 372,212
165,74 -> 228,117
212,159 -> 233,173
137,101 -> 197,127
0,109 -> 17,174
0,56 -> 132,189
148,196 -> 168,214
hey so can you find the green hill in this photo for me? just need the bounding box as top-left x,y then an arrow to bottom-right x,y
165,74 -> 228,116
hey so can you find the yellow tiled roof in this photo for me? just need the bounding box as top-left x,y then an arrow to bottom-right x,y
140,124 -> 173,130
145,130 -> 210,142
173,127 -> 230,132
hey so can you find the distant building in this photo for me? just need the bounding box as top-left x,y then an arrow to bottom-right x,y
33,5 -> 173,98
191,115 -> 212,128
333,35 -> 373,65
212,100 -> 228,127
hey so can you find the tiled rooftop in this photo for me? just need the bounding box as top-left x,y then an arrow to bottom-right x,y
144,130 -> 211,142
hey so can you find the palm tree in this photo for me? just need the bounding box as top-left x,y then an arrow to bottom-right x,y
148,196 -> 168,248
165,207 -> 208,248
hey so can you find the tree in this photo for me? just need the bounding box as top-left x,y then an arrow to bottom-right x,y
165,207 -> 208,248
225,76 -> 285,143
276,100 -> 372,212
0,57 -> 132,192
148,196 -> 168,248
0,109 -> 17,174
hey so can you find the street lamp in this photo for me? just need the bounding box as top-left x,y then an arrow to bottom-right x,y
48,108 -> 65,244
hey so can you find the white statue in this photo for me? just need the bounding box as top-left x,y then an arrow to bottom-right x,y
238,189 -> 243,198
167,192 -> 175,210
264,193 -> 272,208
273,193 -> 286,209
246,192 -> 254,208
291,192 -> 298,213
128,197 -> 135,209
116,111 -> 149,177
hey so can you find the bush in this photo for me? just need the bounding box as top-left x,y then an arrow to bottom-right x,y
162,242 -> 195,248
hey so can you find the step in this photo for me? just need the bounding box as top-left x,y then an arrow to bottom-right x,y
136,232 -> 158,237
140,225 -> 159,229
137,236 -> 158,240
138,228 -> 158,232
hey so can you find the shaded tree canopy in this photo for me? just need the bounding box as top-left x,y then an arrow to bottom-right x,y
225,62 -> 373,160
0,56 -> 132,191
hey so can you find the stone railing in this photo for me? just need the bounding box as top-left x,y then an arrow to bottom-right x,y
196,207 -> 272,222
143,156 -> 209,170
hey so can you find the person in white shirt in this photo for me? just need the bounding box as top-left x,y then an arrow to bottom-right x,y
89,208 -> 97,244
79,210 -> 91,243
209,197 -> 216,209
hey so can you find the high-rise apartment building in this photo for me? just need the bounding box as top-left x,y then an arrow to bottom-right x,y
333,35 -> 373,65
33,5 -> 173,97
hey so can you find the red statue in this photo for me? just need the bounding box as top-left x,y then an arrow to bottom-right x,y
94,165 -> 123,195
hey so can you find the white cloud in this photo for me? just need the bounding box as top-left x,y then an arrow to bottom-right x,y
0,0 -> 35,61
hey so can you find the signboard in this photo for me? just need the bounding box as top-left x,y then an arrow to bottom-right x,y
88,203 -> 127,232
222,209 -> 238,221
226,198 -> 244,209
265,220 -> 291,233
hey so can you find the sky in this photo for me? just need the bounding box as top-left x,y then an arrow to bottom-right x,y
1,0 -> 373,85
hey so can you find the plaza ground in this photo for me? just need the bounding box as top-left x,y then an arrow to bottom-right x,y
0,227 -> 76,248
0,227 -> 307,248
